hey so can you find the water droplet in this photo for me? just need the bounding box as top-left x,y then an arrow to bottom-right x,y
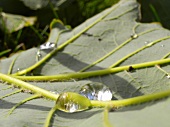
40,42 -> 56,50
131,34 -> 138,39
79,82 -> 112,101
37,50 -> 41,57
161,44 -> 164,47
166,75 -> 170,79
56,92 -> 91,113
36,50 -> 42,61
144,41 -> 148,44
17,68 -> 20,72
64,102 -> 79,113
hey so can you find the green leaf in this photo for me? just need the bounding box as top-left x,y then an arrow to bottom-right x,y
139,0 -> 170,29
0,12 -> 36,33
20,0 -> 49,10
1,0 -> 170,127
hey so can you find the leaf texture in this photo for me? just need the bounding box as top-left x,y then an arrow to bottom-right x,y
0,0 -> 170,127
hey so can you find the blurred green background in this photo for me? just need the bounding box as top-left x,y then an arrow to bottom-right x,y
0,0 -> 170,57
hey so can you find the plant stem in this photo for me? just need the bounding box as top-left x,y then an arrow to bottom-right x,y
44,105 -> 58,127
91,88 -> 170,108
0,49 -> 11,57
110,36 -> 170,68
7,94 -> 41,116
13,58 -> 170,81
103,107 -> 113,127
79,28 -> 160,72
0,73 -> 59,100
0,89 -> 22,100
11,3 -> 120,76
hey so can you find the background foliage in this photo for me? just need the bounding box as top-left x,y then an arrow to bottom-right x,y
0,0 -> 170,57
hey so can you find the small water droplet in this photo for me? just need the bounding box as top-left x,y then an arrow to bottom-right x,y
36,50 -> 42,61
166,75 -> 170,79
161,44 -> 164,47
56,92 -> 91,113
40,42 -> 56,50
79,82 -> 112,101
50,91 -> 57,94
17,68 -> 20,72
131,34 -> 138,39
37,50 -> 41,57
144,41 -> 148,44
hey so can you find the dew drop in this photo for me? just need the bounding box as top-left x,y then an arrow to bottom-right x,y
64,102 -> 79,113
79,82 -> 112,101
144,41 -> 148,44
40,42 -> 56,50
161,44 -> 165,47
166,75 -> 170,79
131,34 -> 138,39
56,92 -> 91,113
17,68 -> 20,72
37,50 -> 41,57
36,50 -> 42,61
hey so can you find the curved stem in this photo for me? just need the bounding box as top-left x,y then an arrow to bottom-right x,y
44,105 -> 58,127
110,36 -> 170,68
0,89 -> 22,100
91,88 -> 170,108
0,73 -> 59,100
103,107 -> 113,127
79,28 -> 160,72
12,3 -> 120,76
13,58 -> 170,81
7,94 -> 41,116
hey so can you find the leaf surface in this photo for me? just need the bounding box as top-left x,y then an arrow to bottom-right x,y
0,12 -> 36,33
0,0 -> 170,127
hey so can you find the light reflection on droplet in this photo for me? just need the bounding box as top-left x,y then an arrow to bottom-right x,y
131,34 -> 138,39
56,92 -> 91,113
161,44 -> 164,47
166,75 -> 170,79
17,68 -> 20,72
144,41 -> 148,44
79,82 -> 112,101
64,102 -> 79,113
40,42 -> 56,50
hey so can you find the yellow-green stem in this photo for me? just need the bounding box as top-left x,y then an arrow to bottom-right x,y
7,94 -> 41,116
13,58 -> 170,81
44,105 -> 58,127
12,3 -> 120,76
91,89 -> 170,108
103,107 -> 113,127
0,73 -> 59,100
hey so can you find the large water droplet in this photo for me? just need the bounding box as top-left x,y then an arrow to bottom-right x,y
40,42 -> 56,50
56,92 -> 91,113
64,102 -> 79,113
79,82 -> 112,101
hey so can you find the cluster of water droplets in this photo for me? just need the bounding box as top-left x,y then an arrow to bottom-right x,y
79,82 -> 112,101
55,82 -> 113,113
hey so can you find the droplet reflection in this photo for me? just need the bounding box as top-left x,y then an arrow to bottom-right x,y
79,82 -> 112,101
40,42 -> 55,50
56,92 -> 91,113
131,34 -> 138,39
